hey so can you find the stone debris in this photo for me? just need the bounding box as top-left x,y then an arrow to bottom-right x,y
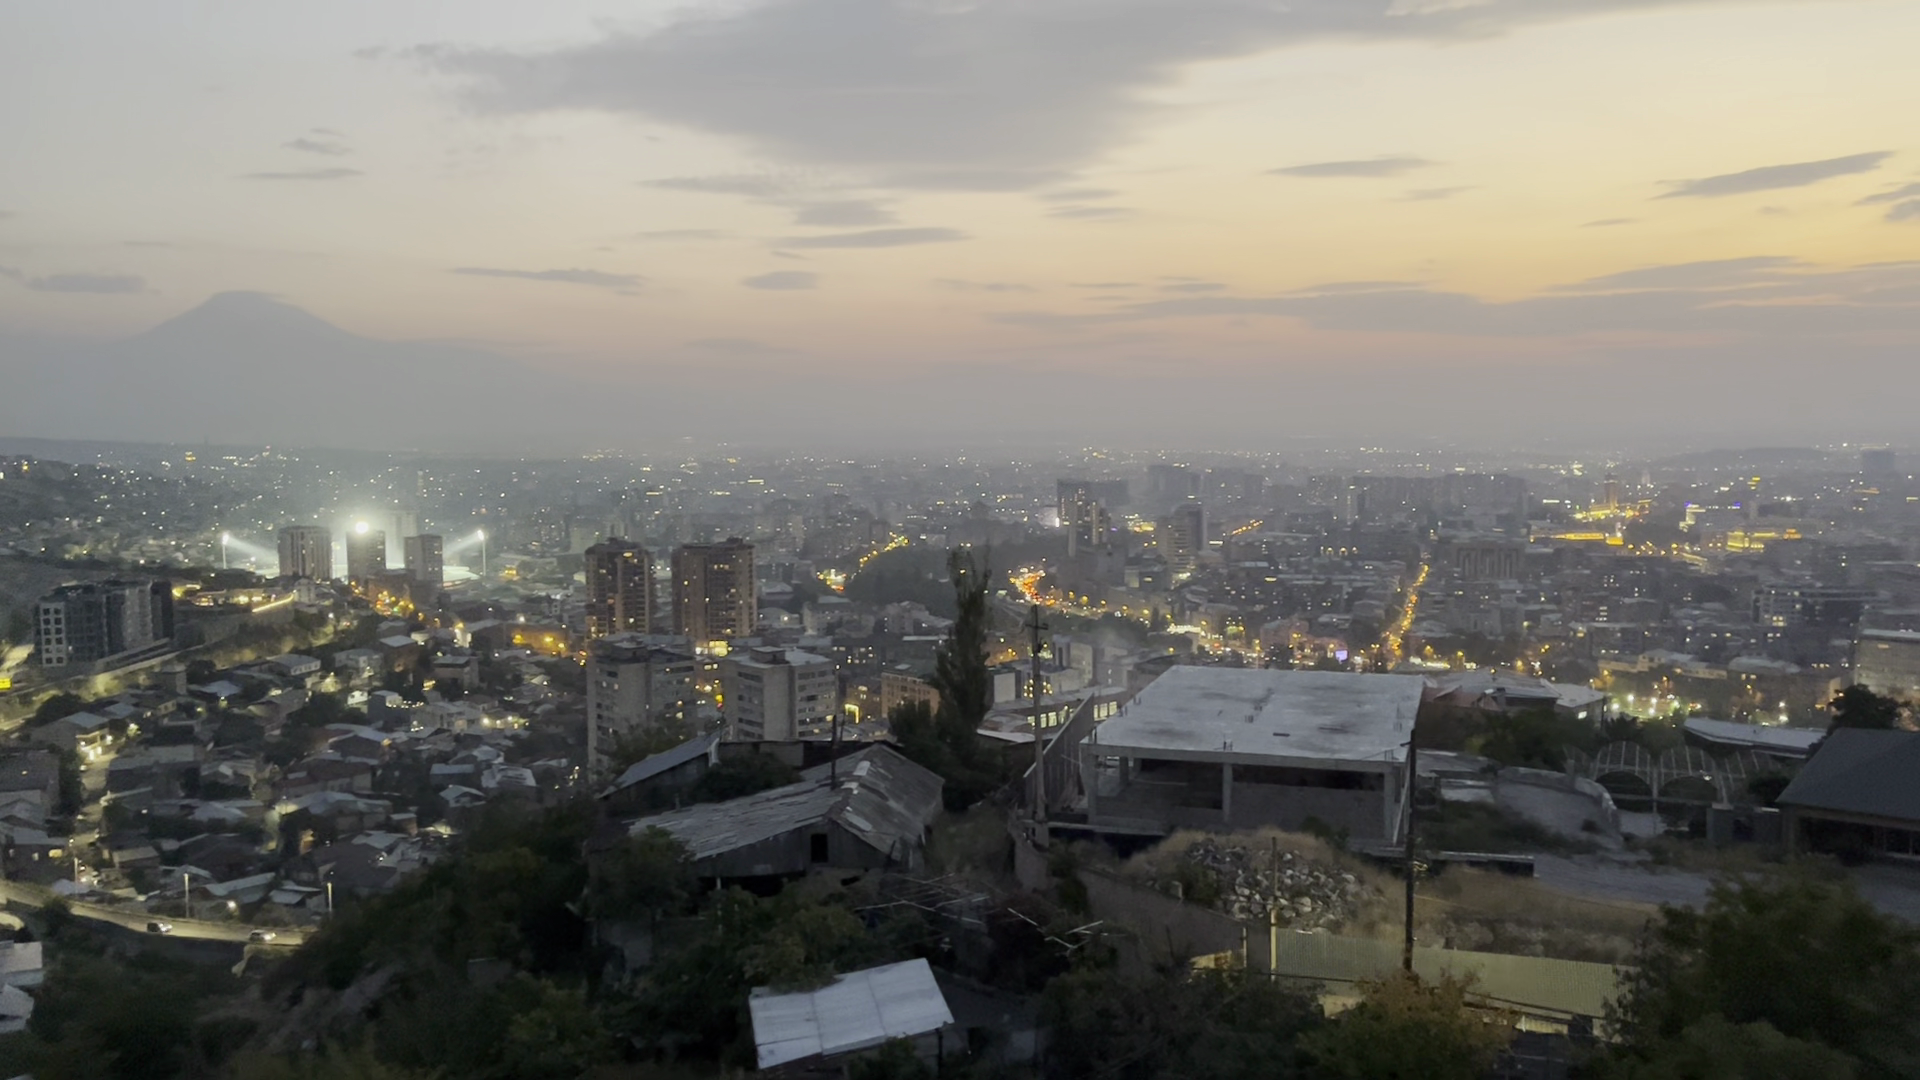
1147,837 -> 1380,930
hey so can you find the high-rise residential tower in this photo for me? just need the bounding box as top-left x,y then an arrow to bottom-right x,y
345,524 -> 387,580
584,537 -> 655,639
403,534 -> 444,586
672,538 -> 756,648
277,525 -> 332,581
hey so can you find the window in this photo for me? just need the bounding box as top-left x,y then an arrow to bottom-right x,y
810,833 -> 829,863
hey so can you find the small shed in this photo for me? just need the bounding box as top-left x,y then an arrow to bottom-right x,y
750,958 -> 955,1075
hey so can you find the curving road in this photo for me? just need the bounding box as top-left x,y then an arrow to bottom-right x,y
0,877 -> 307,945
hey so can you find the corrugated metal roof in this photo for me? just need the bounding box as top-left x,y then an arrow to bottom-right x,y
601,731 -> 720,797
1778,728 -> 1920,821
628,744 -> 942,862
750,958 -> 953,1069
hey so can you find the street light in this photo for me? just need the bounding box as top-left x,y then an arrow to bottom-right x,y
220,532 -> 231,570
477,529 -> 487,578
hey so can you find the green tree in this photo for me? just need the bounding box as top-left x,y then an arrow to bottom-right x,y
1041,964 -> 1323,1080
1603,874 -> 1920,1079
890,548 -> 1010,810
31,692 -> 84,727
1828,685 -> 1901,732
1300,971 -> 1516,1080
589,826 -> 694,922
691,753 -> 798,802
231,1041 -> 441,1080
1601,1015 -> 1857,1080
55,748 -> 84,816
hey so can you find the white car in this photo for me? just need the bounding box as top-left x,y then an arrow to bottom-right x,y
146,920 -> 173,934
247,929 -> 277,943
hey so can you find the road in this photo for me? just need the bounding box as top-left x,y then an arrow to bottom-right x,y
0,877 -> 308,945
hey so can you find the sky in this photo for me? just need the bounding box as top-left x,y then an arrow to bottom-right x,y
1,0 -> 1918,450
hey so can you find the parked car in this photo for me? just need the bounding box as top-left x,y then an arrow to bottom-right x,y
247,929 -> 277,943
146,920 -> 173,934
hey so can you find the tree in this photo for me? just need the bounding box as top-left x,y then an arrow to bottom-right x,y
1300,971 -> 1516,1080
691,753 -> 797,802
1041,964 -> 1323,1080
589,826 -> 694,922
1603,874 -> 1920,1080
1601,1015 -> 1858,1080
931,547 -> 991,730
1828,685 -> 1901,732
55,749 -> 83,817
30,692 -> 84,727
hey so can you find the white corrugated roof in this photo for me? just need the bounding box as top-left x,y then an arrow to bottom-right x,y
750,958 -> 953,1070
1092,667 -> 1423,768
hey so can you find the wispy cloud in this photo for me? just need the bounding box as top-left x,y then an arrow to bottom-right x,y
791,199 -> 896,226
1859,182 -> 1920,205
1041,188 -> 1121,202
778,227 -> 968,249
243,167 -> 363,181
283,137 -> 350,156
632,228 -> 730,242
1161,281 -> 1227,293
1270,156 -> 1434,178
0,210 -> 14,221
1047,205 -> 1132,221
1582,218 -> 1636,227
685,336 -> 804,356
1401,186 -> 1470,201
1555,256 -> 1802,292
1657,151 -> 1891,198
450,267 -> 642,292
935,279 -> 1034,293
742,270 -> 819,290
641,172 -> 814,198
1890,201 -> 1920,224
23,272 -> 145,294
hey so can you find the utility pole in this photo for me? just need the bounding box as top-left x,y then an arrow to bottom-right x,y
1402,734 -> 1419,973
829,705 -> 842,785
1027,603 -> 1048,838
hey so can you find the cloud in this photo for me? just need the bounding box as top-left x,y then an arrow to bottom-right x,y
1270,156 -> 1434,178
1555,256 -> 1803,292
791,199 -> 896,226
992,259 -> 1920,337
1072,281 -> 1135,289
429,0 -> 1773,191
1401,186 -> 1470,201
243,167 -> 363,181
1047,205 -> 1132,220
311,127 -> 345,137
632,228 -> 731,241
0,210 -> 13,220
1859,182 -> 1920,206
1041,188 -> 1120,202
0,267 -> 19,280
778,227 -> 967,248
742,270 -> 819,289
23,272 -> 145,294
283,137 -> 350,156
935,278 -> 1034,293
685,336 -> 804,355
1657,151 -> 1891,198
641,172 -> 814,198
123,240 -> 174,248
1583,218 -> 1636,227
1160,281 -> 1227,293
1890,201 -> 1920,223
450,267 -> 642,291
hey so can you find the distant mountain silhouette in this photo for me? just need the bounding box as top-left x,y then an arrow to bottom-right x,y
0,292 -> 578,451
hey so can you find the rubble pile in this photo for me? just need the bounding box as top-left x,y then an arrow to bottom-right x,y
1151,837 -> 1379,929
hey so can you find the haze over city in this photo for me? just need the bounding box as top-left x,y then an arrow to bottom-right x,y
4,0 -> 1920,450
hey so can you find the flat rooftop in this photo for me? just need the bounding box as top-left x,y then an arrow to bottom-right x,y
1089,667 -> 1423,768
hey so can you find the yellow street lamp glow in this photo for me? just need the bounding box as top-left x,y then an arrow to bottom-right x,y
355,521 -> 370,535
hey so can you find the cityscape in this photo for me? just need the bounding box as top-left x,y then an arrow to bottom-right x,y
4,1 -> 1920,1078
